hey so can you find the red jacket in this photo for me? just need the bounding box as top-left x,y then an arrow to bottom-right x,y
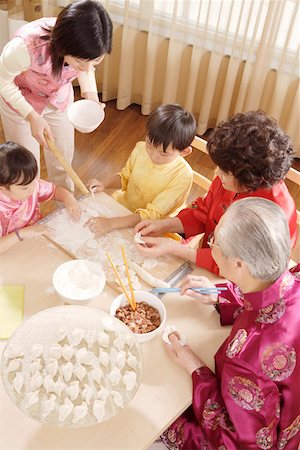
177,177 -> 298,275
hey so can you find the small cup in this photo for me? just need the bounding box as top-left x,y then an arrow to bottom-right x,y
110,291 -> 167,343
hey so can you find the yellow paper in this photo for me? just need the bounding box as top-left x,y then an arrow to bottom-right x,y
0,286 -> 24,339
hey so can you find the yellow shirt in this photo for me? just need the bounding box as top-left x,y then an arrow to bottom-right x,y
112,141 -> 193,220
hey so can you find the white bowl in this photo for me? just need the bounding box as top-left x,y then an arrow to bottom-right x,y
53,259 -> 106,305
110,291 -> 166,343
67,99 -> 105,133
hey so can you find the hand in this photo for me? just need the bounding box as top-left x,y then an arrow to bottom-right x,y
82,92 -> 106,110
135,236 -> 179,257
26,110 -> 54,147
64,197 -> 82,222
86,178 -> 105,194
135,219 -> 166,237
180,275 -> 218,305
165,333 -> 205,376
21,224 -> 49,239
84,217 -> 115,236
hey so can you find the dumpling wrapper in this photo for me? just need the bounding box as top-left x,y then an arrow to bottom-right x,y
162,325 -> 186,346
133,232 -> 146,245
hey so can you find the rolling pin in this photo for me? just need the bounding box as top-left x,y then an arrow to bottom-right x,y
44,137 -> 89,195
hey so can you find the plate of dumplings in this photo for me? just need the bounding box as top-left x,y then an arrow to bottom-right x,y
1,305 -> 143,427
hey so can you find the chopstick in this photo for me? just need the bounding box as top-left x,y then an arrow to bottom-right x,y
106,252 -> 136,310
152,287 -> 227,294
121,245 -> 136,310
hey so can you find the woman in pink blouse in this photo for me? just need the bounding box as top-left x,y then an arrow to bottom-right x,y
161,198 -> 300,450
0,142 -> 81,253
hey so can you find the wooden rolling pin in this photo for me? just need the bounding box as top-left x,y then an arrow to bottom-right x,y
45,137 -> 89,195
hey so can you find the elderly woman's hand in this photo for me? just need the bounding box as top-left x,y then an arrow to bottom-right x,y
180,275 -> 219,305
165,333 -> 205,375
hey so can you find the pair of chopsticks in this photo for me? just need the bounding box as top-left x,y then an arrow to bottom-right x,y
151,287 -> 227,294
106,246 -> 136,310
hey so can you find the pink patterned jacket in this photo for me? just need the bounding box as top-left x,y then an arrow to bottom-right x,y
0,178 -> 55,236
162,269 -> 300,450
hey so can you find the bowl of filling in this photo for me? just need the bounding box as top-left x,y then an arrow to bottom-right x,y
110,291 -> 166,343
53,259 -> 106,305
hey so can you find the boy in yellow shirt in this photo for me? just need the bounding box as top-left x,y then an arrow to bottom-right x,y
86,104 -> 196,236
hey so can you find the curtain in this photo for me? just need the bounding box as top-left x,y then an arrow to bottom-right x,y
0,0 -> 299,155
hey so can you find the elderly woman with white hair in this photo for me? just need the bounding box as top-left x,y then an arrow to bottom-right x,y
160,198 -> 300,450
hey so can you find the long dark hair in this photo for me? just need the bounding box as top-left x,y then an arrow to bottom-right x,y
0,142 -> 38,186
42,0 -> 112,76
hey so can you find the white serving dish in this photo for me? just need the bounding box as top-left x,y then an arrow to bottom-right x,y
52,259 -> 106,304
67,99 -> 105,133
110,291 -> 166,343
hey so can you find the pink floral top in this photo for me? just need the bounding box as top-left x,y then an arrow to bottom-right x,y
162,269 -> 300,450
0,178 -> 55,236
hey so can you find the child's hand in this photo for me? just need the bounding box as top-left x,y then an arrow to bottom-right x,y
86,178 -> 105,194
180,275 -> 218,305
21,224 -> 49,239
135,236 -> 178,257
135,219 -> 164,237
64,198 -> 82,222
84,217 -> 116,236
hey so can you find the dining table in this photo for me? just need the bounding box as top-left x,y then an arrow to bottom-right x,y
0,192 -> 232,450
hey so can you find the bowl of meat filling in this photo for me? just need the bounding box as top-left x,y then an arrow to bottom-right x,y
110,291 -> 166,343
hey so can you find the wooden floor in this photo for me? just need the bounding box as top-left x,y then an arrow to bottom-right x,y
0,95 -> 299,225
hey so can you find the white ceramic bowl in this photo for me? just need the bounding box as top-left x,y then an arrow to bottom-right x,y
67,99 -> 105,133
53,259 -> 106,305
110,290 -> 166,343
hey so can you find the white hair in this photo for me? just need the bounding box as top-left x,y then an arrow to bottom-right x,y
217,198 -> 291,281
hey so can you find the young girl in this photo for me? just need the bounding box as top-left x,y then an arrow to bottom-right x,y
0,142 -> 81,253
0,0 -> 112,190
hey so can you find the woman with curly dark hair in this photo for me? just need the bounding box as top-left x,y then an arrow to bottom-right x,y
134,110 -> 297,275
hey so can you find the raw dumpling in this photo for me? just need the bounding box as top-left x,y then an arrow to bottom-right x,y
81,384 -> 93,404
70,327 -> 85,346
111,390 -> 124,408
46,359 -> 59,377
62,344 -> 74,361
98,331 -> 109,348
30,372 -> 43,391
30,343 -> 43,359
12,372 -> 24,394
30,358 -> 42,376
84,330 -> 96,348
127,353 -> 138,370
108,367 -> 121,386
48,344 -> 62,359
66,380 -> 80,401
25,389 -> 39,408
5,345 -> 24,359
115,351 -> 126,370
97,387 -> 110,403
53,378 -> 65,397
125,333 -> 135,349
61,362 -> 73,382
123,371 -> 137,391
92,399 -> 105,421
7,358 -> 22,373
133,232 -> 145,245
43,374 -> 55,394
98,350 -> 110,368
76,348 -> 93,365
58,397 -> 73,422
102,317 -> 115,332
113,336 -> 125,352
56,326 -> 67,342
73,402 -> 88,423
42,394 -> 57,417
74,364 -> 87,382
91,367 -> 103,385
